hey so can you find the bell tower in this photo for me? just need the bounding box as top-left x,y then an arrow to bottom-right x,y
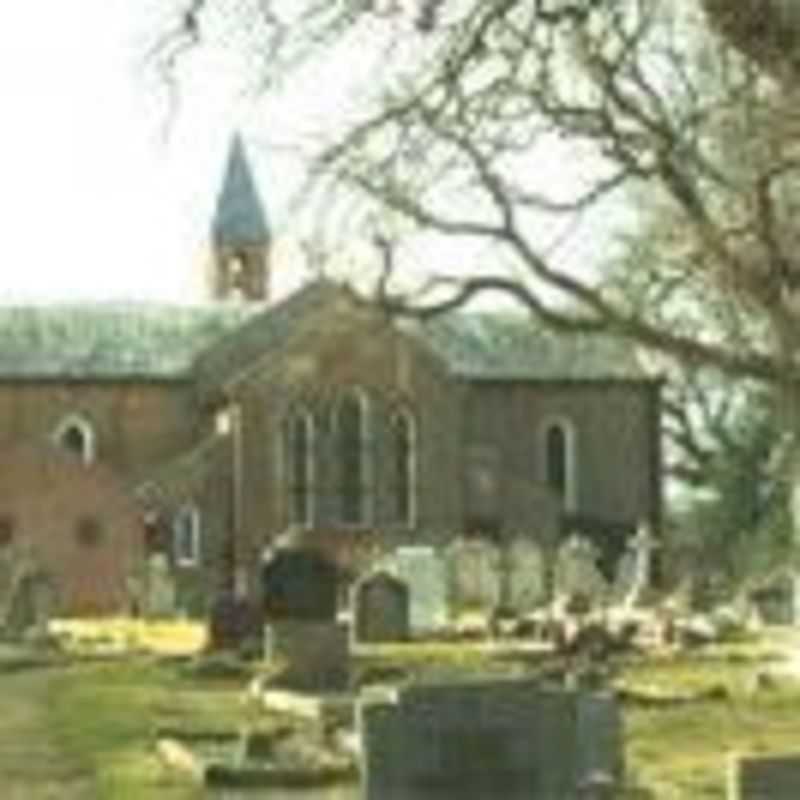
209,134 -> 271,303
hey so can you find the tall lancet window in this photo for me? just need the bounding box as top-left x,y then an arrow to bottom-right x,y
542,418 -> 577,510
284,409 -> 314,527
391,408 -> 416,526
336,389 -> 369,526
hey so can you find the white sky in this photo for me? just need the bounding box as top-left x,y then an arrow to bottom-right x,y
0,0 -> 322,304
0,1 -> 611,307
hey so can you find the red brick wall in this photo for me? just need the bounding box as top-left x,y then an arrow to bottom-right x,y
0,381 -> 198,476
0,443 -> 145,615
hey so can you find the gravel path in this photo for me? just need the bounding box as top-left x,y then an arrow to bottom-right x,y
0,667 -> 96,799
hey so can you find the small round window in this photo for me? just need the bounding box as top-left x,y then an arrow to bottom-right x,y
75,516 -> 104,548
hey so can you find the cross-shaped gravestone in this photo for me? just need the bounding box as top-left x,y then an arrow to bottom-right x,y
622,522 -> 658,610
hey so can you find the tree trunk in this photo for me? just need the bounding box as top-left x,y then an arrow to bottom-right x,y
701,0 -> 800,80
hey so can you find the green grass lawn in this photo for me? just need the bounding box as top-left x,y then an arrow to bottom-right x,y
622,652 -> 800,798
16,644 -> 800,799
43,660 -> 251,800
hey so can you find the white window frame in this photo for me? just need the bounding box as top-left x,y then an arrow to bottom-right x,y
173,505 -> 201,567
53,414 -> 96,465
540,417 -> 578,512
334,386 -> 371,527
392,406 -> 417,528
285,407 -> 315,528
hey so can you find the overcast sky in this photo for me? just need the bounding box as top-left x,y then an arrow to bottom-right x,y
0,1 -> 610,307
0,0 -> 326,303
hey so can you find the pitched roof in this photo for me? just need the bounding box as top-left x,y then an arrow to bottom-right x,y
191,280 -> 344,391
0,283 -> 643,383
211,134 -> 270,247
0,303 -> 253,379
411,312 -> 644,380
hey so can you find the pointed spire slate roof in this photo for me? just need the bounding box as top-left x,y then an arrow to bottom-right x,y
211,133 -> 270,247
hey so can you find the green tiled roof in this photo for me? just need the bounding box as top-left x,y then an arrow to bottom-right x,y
0,303 -> 254,379
414,313 -> 643,380
0,284 -> 641,383
191,280 -> 343,390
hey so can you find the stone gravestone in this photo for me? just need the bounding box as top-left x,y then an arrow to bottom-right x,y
621,523 -> 658,609
351,571 -> 410,644
358,679 -> 624,800
144,553 -> 176,618
381,547 -> 448,634
4,569 -> 56,639
261,546 -> 348,690
507,538 -> 547,614
554,536 -> 609,609
445,538 -> 501,615
612,549 -> 638,606
749,571 -> 798,626
208,588 -> 260,652
261,546 -> 339,622
728,752 -> 800,799
0,545 -> 18,614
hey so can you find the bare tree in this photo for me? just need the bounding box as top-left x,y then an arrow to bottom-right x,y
160,0 -> 800,543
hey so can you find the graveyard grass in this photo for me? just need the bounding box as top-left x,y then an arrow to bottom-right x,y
7,638 -> 800,798
624,647 -> 800,798
40,659 -> 249,799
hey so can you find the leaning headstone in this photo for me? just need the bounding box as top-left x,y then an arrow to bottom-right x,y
554,536 -> 609,607
728,752 -> 800,799
445,538 -> 501,614
144,553 -> 176,618
380,547 -> 448,634
358,679 -> 623,800
352,571 -> 410,644
507,538 -> 546,613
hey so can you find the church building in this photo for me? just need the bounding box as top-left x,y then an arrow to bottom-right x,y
0,135 -> 662,616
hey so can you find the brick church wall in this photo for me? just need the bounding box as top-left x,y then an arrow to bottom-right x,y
463,379 -> 661,536
0,380 -> 199,476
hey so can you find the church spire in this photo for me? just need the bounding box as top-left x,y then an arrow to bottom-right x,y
208,134 -> 271,302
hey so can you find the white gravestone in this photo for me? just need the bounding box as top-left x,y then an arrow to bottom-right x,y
446,539 -> 501,613
145,553 -> 176,618
622,523 -> 658,610
381,546 -> 448,633
554,536 -> 608,606
508,538 -> 547,613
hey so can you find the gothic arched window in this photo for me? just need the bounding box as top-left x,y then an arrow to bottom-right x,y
391,408 -> 416,526
542,418 -> 577,510
336,389 -> 369,525
173,505 -> 201,566
284,409 -> 314,527
55,415 -> 95,465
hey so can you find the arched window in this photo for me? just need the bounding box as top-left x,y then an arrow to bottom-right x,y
283,409 -> 314,527
173,505 -> 201,567
54,415 -> 95,465
542,419 -> 577,510
336,389 -> 369,525
391,408 -> 416,526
